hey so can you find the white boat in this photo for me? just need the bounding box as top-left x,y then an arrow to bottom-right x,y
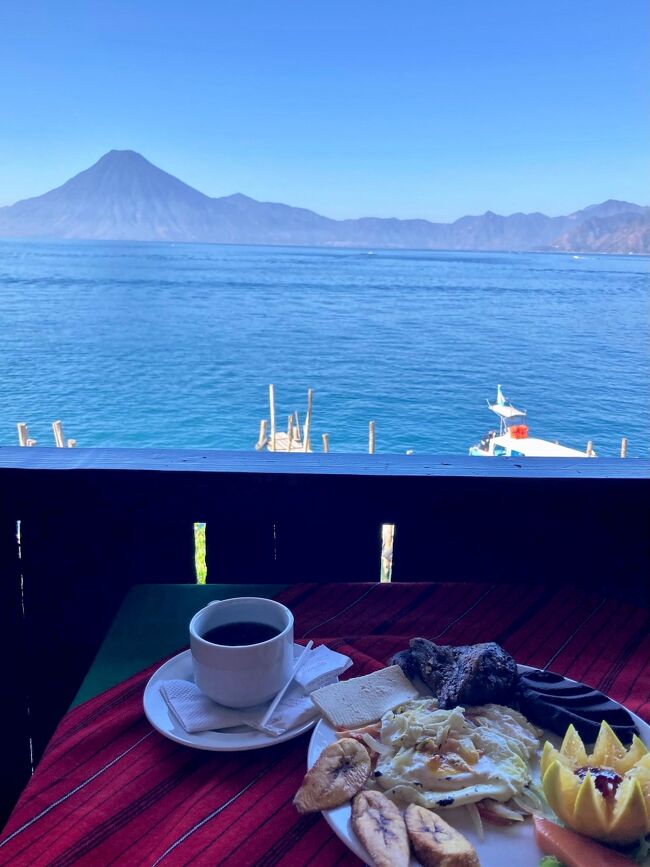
469,386 -> 595,457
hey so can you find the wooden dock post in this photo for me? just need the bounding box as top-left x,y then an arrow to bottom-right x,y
620,437 -> 628,458
303,389 -> 313,453
269,385 -> 276,452
369,421 -> 376,454
255,420 -> 268,451
17,423 -> 28,447
322,433 -> 329,453
586,440 -> 593,456
52,421 -> 65,448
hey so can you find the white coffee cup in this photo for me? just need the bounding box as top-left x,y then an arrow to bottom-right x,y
189,597 -> 294,708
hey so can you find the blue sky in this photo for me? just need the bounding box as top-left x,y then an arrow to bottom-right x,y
0,0 -> 648,220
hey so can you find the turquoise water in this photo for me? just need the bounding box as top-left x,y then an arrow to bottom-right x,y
0,240 -> 648,455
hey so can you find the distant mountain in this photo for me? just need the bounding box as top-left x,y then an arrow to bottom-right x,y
0,150 -> 647,253
551,207 -> 650,254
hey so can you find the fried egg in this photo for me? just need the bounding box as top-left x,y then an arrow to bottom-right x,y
370,699 -> 542,810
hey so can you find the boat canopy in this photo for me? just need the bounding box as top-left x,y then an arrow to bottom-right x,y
488,403 -> 526,420
492,435 -> 591,458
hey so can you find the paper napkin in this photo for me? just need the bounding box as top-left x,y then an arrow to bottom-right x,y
160,644 -> 352,737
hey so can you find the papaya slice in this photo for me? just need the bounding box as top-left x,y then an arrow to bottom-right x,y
533,816 -> 634,866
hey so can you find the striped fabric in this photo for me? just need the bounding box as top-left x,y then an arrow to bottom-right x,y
1,583 -> 648,866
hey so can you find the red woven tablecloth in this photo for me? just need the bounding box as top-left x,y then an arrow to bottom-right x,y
1,582 -> 649,866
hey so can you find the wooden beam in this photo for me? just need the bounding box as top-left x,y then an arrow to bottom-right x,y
0,447 -> 647,480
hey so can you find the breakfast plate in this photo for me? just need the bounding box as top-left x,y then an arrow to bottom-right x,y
143,648 -> 317,751
306,665 -> 650,866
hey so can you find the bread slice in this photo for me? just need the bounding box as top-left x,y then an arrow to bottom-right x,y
310,665 -> 419,728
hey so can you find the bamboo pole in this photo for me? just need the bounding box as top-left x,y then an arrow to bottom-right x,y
369,421 -> 376,454
269,384 -> 276,452
303,389 -> 313,453
255,419 -> 268,451
17,423 -> 28,447
620,437 -> 628,458
322,433 -> 329,453
52,420 -> 64,448
586,440 -> 593,456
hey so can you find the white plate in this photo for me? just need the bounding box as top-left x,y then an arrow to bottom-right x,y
307,666 -> 650,867
144,648 -> 317,751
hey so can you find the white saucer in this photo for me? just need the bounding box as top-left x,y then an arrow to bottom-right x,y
143,647 -> 318,751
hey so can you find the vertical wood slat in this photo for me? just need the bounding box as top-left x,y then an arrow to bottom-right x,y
203,471 -> 384,582
206,517 -> 277,582
19,508 -> 195,765
275,515 -> 381,582
206,515 -> 382,583
391,477 -> 650,604
0,517 -> 31,828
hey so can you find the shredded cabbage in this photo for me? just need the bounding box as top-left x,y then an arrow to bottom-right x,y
465,802 -> 484,840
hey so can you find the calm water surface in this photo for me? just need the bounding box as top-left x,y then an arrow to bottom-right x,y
1,241 -> 648,455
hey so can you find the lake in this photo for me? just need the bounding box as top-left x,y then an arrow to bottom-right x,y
0,240 -> 648,456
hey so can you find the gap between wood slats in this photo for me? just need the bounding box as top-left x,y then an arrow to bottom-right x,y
0,517 -> 31,827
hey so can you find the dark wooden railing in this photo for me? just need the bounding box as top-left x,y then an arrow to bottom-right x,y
1,447 -> 649,823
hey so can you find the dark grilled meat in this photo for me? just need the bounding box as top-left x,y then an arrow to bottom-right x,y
390,639 -> 518,709
439,642 -> 518,706
390,649 -> 421,682
407,638 -> 457,696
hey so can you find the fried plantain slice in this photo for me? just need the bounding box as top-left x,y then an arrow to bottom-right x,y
294,738 -> 371,813
351,790 -> 410,867
405,804 -> 479,867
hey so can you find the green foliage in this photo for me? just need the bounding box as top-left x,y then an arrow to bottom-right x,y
194,522 -> 207,584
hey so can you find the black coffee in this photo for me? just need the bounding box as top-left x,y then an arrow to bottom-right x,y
201,621 -> 280,646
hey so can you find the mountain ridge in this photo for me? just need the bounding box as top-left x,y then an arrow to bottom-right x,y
0,150 -> 647,253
